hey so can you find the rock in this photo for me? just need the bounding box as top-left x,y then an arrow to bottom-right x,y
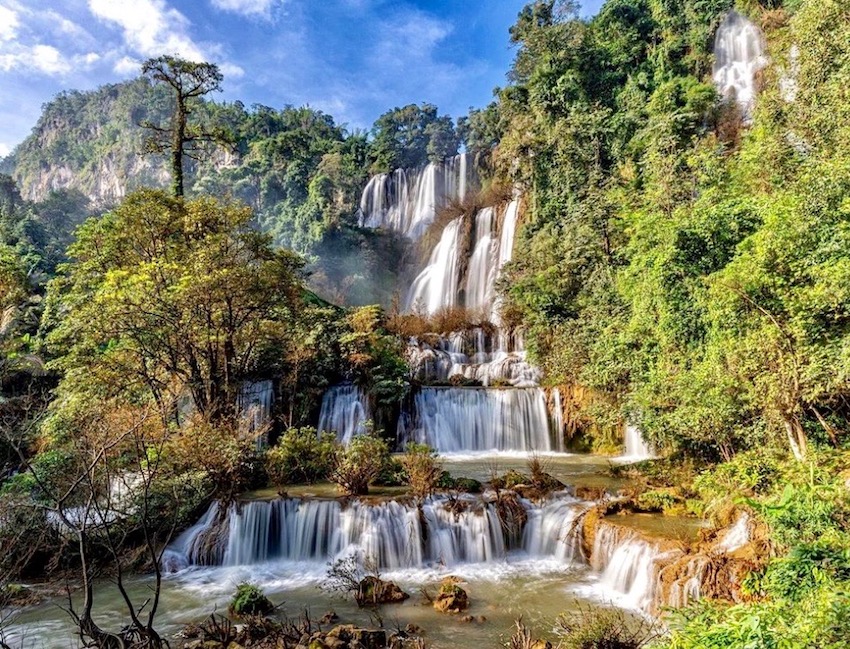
352,628 -> 387,649
433,577 -> 469,614
356,576 -> 410,607
320,610 -> 340,625
531,641 -> 552,649
324,638 -> 346,649
403,624 -> 423,635
476,616 -> 487,623
460,615 -> 474,623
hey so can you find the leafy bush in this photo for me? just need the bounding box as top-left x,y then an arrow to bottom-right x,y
636,488 -> 683,514
372,455 -> 406,487
761,542 -> 850,601
330,434 -> 390,496
557,606 -> 660,648
400,443 -> 441,498
229,583 -> 274,617
265,427 -> 336,487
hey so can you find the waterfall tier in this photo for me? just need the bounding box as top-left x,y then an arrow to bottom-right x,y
358,153 -> 479,240
405,199 -> 519,320
317,384 -> 371,443
621,424 -> 655,462
398,387 -> 557,453
238,380 -> 274,438
407,329 -> 541,387
164,494 -> 588,571
713,10 -> 768,121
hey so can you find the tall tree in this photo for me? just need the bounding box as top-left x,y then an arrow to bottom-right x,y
45,189 -> 307,423
140,56 -> 227,198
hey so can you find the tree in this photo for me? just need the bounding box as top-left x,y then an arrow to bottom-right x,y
141,56 -> 227,197
45,189 -> 307,424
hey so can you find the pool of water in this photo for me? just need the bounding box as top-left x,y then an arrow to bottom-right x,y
4,452 -> 651,649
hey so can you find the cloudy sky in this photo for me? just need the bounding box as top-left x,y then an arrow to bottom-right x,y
0,0 -> 604,157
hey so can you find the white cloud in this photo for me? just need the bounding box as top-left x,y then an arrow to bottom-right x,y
211,0 -> 281,18
113,55 -> 141,75
88,0 -> 206,60
0,142 -> 10,157
219,61 -> 245,79
0,5 -> 19,42
0,44 -> 70,75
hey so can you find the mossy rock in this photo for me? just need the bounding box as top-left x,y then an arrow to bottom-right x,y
433,577 -> 469,613
228,583 -> 273,617
355,576 -> 409,606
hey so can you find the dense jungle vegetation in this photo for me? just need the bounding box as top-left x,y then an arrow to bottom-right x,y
1,0 -> 849,647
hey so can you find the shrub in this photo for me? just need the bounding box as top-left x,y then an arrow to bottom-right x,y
265,427 -> 336,487
372,455 -> 406,487
330,435 -> 390,496
229,583 -> 274,617
557,606 -> 660,648
400,443 -> 441,498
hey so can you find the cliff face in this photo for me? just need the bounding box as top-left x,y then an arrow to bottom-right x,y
4,79 -> 239,207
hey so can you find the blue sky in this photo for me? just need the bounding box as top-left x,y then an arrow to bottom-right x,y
0,0 -> 604,157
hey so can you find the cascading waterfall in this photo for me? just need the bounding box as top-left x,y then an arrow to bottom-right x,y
358,153 -> 479,239
398,387 -> 557,453
165,494 -> 591,571
622,424 -> 655,461
591,524 -> 663,611
318,384 -> 371,443
713,10 -> 768,121
356,155 -> 553,453
464,207 -> 497,314
406,217 -> 464,314
238,380 -> 274,439
407,329 -> 542,387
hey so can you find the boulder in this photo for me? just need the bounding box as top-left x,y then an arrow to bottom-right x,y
433,577 -> 469,614
355,576 -> 409,607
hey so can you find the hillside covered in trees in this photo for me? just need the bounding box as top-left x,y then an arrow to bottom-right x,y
1,1 -> 850,648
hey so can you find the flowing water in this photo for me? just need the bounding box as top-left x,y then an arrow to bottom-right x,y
9,487 -> 657,649
713,10 -> 768,121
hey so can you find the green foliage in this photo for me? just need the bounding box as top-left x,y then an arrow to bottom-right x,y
229,583 -> 274,617
368,104 -> 459,172
339,305 -> 409,411
330,434 -> 391,496
265,427 -> 336,486
45,189 -> 308,423
399,442 -> 441,498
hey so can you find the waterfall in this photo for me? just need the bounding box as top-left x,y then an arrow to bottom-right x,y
238,380 -> 274,442
407,330 -> 542,387
713,10 -> 768,121
406,217 -> 464,315
622,424 -> 655,461
318,384 -> 370,443
550,388 -> 564,441
523,497 -> 587,563
165,494 -> 592,571
358,153 -> 479,240
464,207 -> 497,315
592,524 -> 662,611
398,387 -> 556,453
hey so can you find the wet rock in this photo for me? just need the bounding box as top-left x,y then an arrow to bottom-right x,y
460,615 -> 474,623
356,576 -> 410,607
433,577 -> 469,613
320,610 -> 340,625
531,641 -> 553,649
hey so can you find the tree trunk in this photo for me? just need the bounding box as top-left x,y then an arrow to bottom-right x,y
172,97 -> 186,198
783,415 -> 808,461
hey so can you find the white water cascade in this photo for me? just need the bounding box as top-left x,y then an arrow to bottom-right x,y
591,524 -> 664,611
398,387 -> 557,453
713,10 -> 768,121
164,494 -> 591,571
238,380 -> 274,440
317,384 -> 371,443
622,424 -> 655,462
358,153 -> 479,240
406,217 -> 464,314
